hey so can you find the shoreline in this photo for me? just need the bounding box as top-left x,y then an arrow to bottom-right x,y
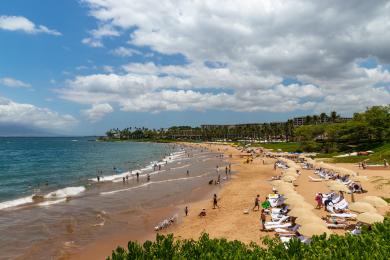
60,142 -> 389,258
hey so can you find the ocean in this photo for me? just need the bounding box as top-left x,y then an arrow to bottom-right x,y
0,137 -> 226,259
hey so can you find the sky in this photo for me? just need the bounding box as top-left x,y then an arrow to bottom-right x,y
1,0 -> 390,136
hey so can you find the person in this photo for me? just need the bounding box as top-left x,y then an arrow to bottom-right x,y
253,194 -> 260,211
136,172 -> 139,181
185,206 -> 189,216
97,176 -> 100,182
147,173 -> 150,182
261,197 -> 271,209
260,209 -> 266,231
225,166 -> 228,176
213,194 -> 219,209
199,208 -> 206,217
122,177 -> 125,183
216,166 -> 219,174
324,197 -> 333,212
158,164 -> 161,171
187,170 -> 189,176
274,162 -> 277,170
126,175 -> 129,182
315,193 -> 323,209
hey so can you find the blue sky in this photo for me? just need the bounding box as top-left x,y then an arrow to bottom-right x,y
1,1 -> 390,136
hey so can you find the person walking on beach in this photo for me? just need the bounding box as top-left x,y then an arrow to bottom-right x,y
315,193 -> 323,209
213,194 -> 219,209
225,166 -> 228,177
147,173 -> 150,182
260,209 -> 266,231
185,206 -> 189,216
186,170 -> 189,176
122,177 -> 126,183
158,164 -> 161,171
136,172 -> 139,181
97,175 -> 100,182
253,194 -> 260,211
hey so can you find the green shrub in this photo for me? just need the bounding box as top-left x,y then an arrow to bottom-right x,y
108,216 -> 390,259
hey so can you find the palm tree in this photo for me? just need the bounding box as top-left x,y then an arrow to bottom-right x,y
330,111 -> 338,123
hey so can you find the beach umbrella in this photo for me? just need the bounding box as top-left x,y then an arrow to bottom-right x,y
350,175 -> 369,182
357,212 -> 384,224
295,214 -> 322,225
360,196 -> 388,208
349,202 -> 377,213
282,175 -> 296,182
288,207 -> 312,217
271,180 -> 284,187
298,223 -> 332,237
328,184 -> 351,193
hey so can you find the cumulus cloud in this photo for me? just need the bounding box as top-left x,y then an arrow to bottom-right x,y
82,103 -> 113,122
111,47 -> 141,57
0,96 -> 77,130
0,15 -> 61,35
70,0 -> 390,114
82,24 -> 119,47
0,77 -> 31,88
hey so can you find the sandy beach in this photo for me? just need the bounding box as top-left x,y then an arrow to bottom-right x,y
163,143 -> 389,242
71,142 -> 390,259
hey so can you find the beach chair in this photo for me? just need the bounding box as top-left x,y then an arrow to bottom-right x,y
309,176 -> 323,182
264,222 -> 292,231
265,215 -> 290,226
326,223 -> 347,229
329,213 -> 357,219
334,199 -> 349,210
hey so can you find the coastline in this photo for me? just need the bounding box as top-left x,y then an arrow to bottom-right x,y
68,142 -> 390,259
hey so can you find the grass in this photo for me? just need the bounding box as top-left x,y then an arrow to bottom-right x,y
251,142 -> 301,152
327,142 -> 390,164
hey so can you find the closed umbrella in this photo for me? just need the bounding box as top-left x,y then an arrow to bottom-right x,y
361,196 -> 388,208
349,202 -> 377,213
357,212 -> 384,224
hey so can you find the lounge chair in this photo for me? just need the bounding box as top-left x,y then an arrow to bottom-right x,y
334,199 -> 349,210
326,223 -> 347,229
309,176 -> 323,182
265,215 -> 289,225
329,213 -> 357,219
264,222 -> 292,231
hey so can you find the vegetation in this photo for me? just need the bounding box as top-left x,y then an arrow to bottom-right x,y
108,215 -> 390,259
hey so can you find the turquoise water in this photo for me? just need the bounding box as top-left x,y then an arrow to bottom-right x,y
0,137 -> 170,203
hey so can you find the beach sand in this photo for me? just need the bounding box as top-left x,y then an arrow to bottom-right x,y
71,143 -> 390,259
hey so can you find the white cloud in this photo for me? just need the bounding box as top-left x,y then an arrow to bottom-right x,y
111,47 -> 141,57
82,37 -> 103,48
0,96 -> 77,130
70,0 -> 390,115
0,77 -> 31,88
82,103 -> 113,122
0,15 -> 61,35
82,24 -> 119,47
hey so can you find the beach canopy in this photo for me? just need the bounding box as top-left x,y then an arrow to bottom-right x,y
298,223 -> 332,237
328,183 -> 350,193
357,212 -> 384,224
350,175 -> 369,182
282,175 -> 296,182
295,214 -> 323,225
360,196 -> 388,208
349,202 -> 377,213
289,207 -> 312,217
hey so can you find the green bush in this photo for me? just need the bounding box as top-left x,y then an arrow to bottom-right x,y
108,216 -> 390,259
